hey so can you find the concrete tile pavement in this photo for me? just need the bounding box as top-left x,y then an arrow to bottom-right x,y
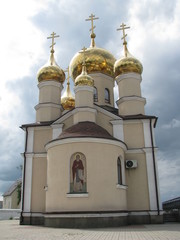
0,220 -> 179,240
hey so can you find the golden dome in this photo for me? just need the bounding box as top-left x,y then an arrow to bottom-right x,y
70,15 -> 115,80
70,46 -> 116,80
37,50 -> 65,83
75,63 -> 94,87
61,68 -> 75,110
114,47 -> 143,77
114,23 -> 143,77
61,86 -> 75,110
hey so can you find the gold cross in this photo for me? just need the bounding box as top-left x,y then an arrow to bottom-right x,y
117,23 -> 130,44
47,32 -> 60,52
64,67 -> 70,85
80,46 -> 87,65
85,14 -> 99,35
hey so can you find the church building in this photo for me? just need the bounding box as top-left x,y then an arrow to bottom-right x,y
20,15 -> 163,227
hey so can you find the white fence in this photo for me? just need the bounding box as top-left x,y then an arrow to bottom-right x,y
0,209 -> 20,220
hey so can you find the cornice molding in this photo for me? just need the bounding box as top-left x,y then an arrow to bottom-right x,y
35,103 -> 62,110
45,137 -> 127,151
38,81 -> 62,89
116,72 -> 142,83
116,96 -> 146,105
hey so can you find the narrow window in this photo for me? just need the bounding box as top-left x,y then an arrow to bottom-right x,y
105,88 -> 110,103
94,87 -> 98,102
117,157 -> 122,185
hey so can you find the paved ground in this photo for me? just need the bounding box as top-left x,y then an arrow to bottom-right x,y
0,220 -> 179,240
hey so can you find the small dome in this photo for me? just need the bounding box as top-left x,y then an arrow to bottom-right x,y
61,95 -> 75,110
61,75 -> 75,110
37,51 -> 65,83
114,47 -> 143,77
75,64 -> 94,87
70,47 -> 116,80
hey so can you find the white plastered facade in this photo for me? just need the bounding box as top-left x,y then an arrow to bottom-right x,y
21,55 -> 162,227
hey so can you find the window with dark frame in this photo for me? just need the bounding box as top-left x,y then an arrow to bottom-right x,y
94,87 -> 98,102
117,157 -> 122,185
105,88 -> 110,103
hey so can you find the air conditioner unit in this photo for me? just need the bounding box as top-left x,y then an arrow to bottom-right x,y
126,160 -> 137,169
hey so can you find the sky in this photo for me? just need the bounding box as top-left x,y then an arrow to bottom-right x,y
0,0 -> 180,203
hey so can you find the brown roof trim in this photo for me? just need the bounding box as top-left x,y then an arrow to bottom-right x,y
122,114 -> 158,127
21,105 -> 157,129
20,107 -> 76,129
20,121 -> 54,129
96,104 -> 158,127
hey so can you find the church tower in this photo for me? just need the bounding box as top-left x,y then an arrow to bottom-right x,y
114,23 -> 145,116
36,32 -> 65,122
113,23 -> 162,218
73,47 -> 96,124
20,16 -> 162,228
70,14 -> 116,108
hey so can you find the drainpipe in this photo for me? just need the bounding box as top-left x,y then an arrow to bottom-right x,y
149,118 -> 160,215
20,127 -> 28,224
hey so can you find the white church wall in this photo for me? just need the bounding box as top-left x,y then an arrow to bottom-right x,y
52,124 -> 64,140
116,73 -> 142,98
96,112 -> 113,135
123,121 -> 145,149
90,73 -> 115,107
125,152 -> 150,210
23,154 -> 33,212
31,157 -> 47,212
45,139 -> 127,212
33,127 -> 52,152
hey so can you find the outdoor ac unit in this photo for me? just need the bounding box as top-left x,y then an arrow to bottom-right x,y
126,160 -> 138,169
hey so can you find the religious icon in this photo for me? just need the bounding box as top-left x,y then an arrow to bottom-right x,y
72,154 -> 84,192
70,153 -> 86,193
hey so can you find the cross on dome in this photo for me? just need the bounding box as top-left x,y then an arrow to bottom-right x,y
85,14 -> 99,47
64,67 -> 70,86
47,32 -> 60,53
85,14 -> 99,35
78,46 -> 88,75
117,23 -> 130,57
81,46 -> 87,66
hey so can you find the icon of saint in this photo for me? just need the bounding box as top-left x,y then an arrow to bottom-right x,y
72,154 -> 84,192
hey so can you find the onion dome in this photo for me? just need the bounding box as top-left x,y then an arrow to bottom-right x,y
114,23 -> 143,77
74,47 -> 94,87
69,14 -> 116,80
70,46 -> 116,80
37,32 -> 65,83
114,46 -> 143,77
61,68 -> 75,110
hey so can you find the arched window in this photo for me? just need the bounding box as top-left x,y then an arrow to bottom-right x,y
70,152 -> 87,193
94,87 -> 98,102
117,157 -> 122,185
105,88 -> 110,103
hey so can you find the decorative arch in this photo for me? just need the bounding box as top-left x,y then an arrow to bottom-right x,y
70,152 -> 87,193
105,88 -> 110,103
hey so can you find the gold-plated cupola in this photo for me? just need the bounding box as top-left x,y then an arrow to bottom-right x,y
61,67 -> 75,110
75,47 -> 94,87
37,32 -> 65,83
114,23 -> 143,77
69,14 -> 116,80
